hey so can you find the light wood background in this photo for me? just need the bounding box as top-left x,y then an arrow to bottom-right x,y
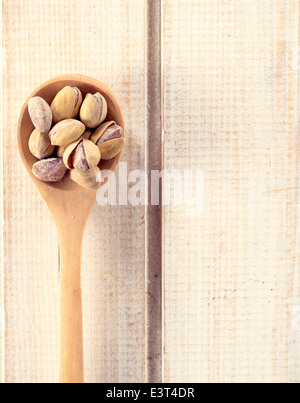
1,0 -> 300,383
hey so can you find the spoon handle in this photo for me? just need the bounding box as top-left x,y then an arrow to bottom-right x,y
58,225 -> 84,383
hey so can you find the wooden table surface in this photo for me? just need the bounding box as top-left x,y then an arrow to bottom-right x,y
1,0 -> 300,383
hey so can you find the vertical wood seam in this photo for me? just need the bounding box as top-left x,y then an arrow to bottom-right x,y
145,0 -> 163,383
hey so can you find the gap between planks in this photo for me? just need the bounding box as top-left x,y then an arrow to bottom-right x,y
145,0 -> 164,383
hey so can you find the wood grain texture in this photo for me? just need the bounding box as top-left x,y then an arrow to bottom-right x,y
0,1 -> 4,384
163,0 -> 300,383
3,0 -> 147,383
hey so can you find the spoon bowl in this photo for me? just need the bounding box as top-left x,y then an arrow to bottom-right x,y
17,74 -> 125,383
18,74 -> 124,195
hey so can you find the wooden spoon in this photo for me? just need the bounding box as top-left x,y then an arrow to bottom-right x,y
17,75 -> 125,383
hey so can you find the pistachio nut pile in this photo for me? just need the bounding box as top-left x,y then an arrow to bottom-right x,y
27,86 -> 125,190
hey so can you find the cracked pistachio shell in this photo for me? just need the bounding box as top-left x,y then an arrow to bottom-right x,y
28,96 -> 52,133
50,86 -> 83,123
49,119 -> 85,146
69,166 -> 102,190
32,157 -> 67,182
79,92 -> 107,128
63,138 -> 101,171
91,121 -> 125,160
28,128 -> 55,160
57,129 -> 92,157
82,129 -> 93,140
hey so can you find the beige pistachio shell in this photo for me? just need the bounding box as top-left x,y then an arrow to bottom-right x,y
62,139 -> 81,169
57,129 -> 92,157
90,121 -> 115,143
91,121 -> 125,160
56,144 -> 69,158
69,166 -> 102,190
50,86 -> 83,123
63,139 -> 101,171
96,138 -> 124,160
73,139 -> 101,171
82,129 -> 93,140
79,92 -> 108,128
32,157 -> 67,182
49,119 -> 85,146
28,96 -> 52,133
28,128 -> 55,160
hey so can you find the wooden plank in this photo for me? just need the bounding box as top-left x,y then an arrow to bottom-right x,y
162,0 -> 300,383
2,0 -> 147,383
288,5 -> 300,383
0,1 -> 4,383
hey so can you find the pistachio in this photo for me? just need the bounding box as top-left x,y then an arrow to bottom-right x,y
28,128 -> 55,160
49,119 -> 85,146
28,96 -> 52,133
56,144 -> 68,159
79,92 -> 107,128
82,129 -> 93,140
50,86 -> 83,123
69,166 -> 102,190
57,129 -> 92,157
63,139 -> 101,171
32,157 -> 67,182
91,121 -> 125,160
